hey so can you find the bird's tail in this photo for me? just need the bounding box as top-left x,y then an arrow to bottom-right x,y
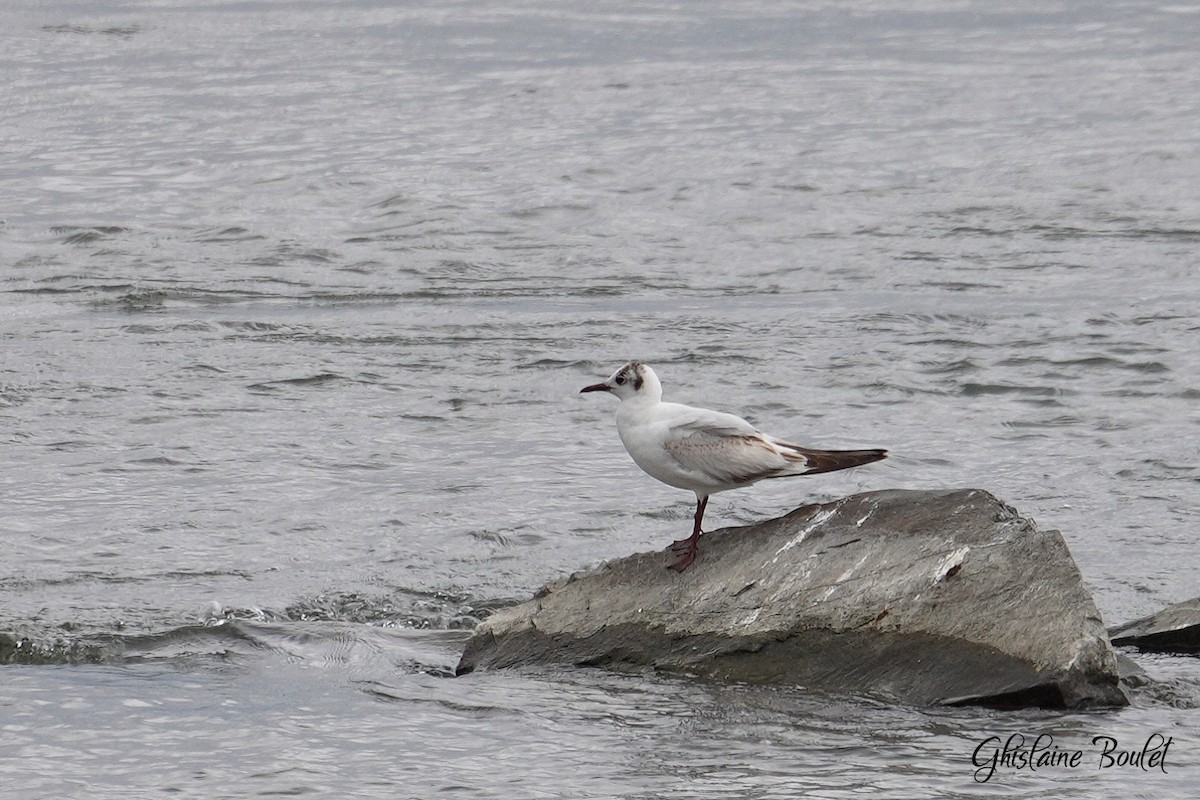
779,444 -> 888,475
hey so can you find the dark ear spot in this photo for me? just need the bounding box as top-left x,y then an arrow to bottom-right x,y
633,371 -> 644,391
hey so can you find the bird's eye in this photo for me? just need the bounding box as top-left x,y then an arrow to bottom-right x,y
615,376 -> 626,385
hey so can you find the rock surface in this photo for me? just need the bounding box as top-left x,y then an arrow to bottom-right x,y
1110,597 -> 1200,654
457,488 -> 1127,708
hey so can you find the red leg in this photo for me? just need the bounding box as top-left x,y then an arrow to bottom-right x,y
668,496 -> 707,572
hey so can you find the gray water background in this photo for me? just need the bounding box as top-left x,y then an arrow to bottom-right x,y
2,0 -> 1199,796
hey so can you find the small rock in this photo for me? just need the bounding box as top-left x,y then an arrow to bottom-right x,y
1110,597 -> 1200,654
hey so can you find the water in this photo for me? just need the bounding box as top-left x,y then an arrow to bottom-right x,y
2,0 -> 1199,796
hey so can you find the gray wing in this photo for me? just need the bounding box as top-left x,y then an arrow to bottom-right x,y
661,408 -> 796,486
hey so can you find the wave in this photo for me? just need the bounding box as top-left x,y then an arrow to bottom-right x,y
0,618 -> 471,675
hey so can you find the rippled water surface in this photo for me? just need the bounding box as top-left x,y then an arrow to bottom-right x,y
3,0 -> 1199,797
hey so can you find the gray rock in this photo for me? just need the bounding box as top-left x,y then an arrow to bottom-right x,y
1110,597 -> 1200,654
457,488 -> 1126,709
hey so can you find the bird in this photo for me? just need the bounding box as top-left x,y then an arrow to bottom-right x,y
580,361 -> 887,572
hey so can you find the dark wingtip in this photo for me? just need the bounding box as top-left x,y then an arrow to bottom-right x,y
795,446 -> 889,474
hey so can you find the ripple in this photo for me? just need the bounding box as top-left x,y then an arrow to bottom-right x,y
42,23 -> 142,38
960,382 -> 1072,397
246,373 -> 346,392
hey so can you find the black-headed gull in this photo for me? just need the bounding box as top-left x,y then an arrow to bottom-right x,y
581,361 -> 887,572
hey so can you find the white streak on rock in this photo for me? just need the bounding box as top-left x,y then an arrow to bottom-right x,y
774,507 -> 837,556
932,546 -> 970,584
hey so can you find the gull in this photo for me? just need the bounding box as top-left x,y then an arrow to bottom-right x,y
581,361 -> 887,572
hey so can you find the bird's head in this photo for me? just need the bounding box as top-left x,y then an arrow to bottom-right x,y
580,361 -> 661,402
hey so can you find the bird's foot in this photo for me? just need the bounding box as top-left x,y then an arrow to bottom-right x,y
667,546 -> 696,573
667,542 -> 698,572
669,530 -> 703,553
